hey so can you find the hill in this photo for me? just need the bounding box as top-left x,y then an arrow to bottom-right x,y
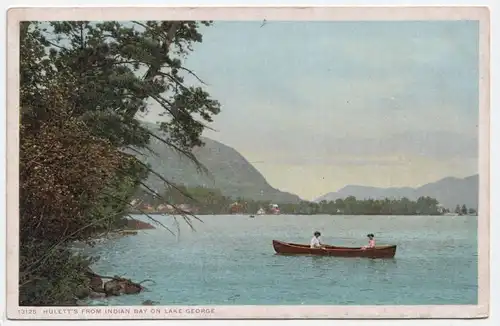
129,123 -> 302,203
314,174 -> 479,210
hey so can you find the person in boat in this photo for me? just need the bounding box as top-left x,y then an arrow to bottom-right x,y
362,233 -> 376,250
310,231 -> 326,248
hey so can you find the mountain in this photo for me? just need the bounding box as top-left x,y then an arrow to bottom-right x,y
314,174 -> 479,209
129,123 -> 302,203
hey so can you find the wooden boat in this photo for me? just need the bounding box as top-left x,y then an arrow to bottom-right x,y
272,240 -> 397,258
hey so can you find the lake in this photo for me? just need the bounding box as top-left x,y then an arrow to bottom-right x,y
85,214 -> 478,306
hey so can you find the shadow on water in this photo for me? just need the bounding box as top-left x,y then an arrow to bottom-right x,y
271,254 -> 399,275
273,253 -> 398,264
309,255 -> 398,265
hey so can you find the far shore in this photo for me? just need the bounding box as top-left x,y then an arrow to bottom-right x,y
128,211 -> 477,217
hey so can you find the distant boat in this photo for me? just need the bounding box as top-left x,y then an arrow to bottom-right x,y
249,215 -> 255,218
256,208 -> 266,215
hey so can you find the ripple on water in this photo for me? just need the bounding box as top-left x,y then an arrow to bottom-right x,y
88,215 -> 478,305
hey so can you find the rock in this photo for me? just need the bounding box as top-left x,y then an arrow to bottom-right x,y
103,277 -> 143,296
103,280 -> 122,296
122,282 -> 142,294
89,291 -> 106,299
89,275 -> 104,292
142,300 -> 159,305
74,287 -> 91,299
84,268 -> 105,293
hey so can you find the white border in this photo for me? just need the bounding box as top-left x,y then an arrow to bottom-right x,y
1,0 -> 498,325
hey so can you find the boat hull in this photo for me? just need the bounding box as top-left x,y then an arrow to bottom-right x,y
272,240 -> 396,258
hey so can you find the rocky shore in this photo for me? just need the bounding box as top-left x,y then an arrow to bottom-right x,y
74,218 -> 158,306
74,269 -> 155,302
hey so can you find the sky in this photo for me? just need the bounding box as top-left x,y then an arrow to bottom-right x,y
140,20 -> 479,200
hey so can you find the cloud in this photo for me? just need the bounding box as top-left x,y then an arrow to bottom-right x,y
142,20 -> 479,194
236,128 -> 477,166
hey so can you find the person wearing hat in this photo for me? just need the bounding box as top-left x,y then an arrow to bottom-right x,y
310,231 -> 325,248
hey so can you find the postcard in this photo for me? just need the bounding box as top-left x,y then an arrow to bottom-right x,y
6,5 -> 490,320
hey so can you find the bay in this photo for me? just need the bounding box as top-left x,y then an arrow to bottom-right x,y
86,214 -> 478,306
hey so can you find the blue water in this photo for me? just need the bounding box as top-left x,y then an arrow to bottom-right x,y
86,214 -> 478,305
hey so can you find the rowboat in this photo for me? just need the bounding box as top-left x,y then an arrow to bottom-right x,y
272,240 -> 397,258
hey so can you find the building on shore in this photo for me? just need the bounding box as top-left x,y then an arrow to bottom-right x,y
269,204 -> 280,215
229,202 -> 245,214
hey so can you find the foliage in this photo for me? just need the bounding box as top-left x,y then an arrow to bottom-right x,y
19,245 -> 94,306
86,157 -> 150,235
40,20 -> 220,150
19,25 -> 124,303
289,196 -> 442,215
467,207 -> 477,215
455,204 -> 473,216
19,20 -> 220,305
20,21 -> 124,244
133,185 -> 454,216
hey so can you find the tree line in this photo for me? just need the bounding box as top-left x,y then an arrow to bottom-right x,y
133,185 -> 475,216
20,21 -> 219,305
454,204 -> 477,216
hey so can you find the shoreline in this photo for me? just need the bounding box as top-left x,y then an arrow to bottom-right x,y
76,215 -> 477,307
71,218 -> 159,306
72,214 -> 476,307
128,211 -> 478,217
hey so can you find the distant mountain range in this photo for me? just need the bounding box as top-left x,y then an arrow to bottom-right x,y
131,122 -> 478,209
314,174 -> 479,210
130,123 -> 302,203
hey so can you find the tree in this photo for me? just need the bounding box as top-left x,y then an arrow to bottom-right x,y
461,204 -> 468,216
415,196 -> 440,215
40,21 -> 220,151
19,20 -> 221,305
343,196 -> 357,214
19,45 -> 127,304
334,198 -> 345,213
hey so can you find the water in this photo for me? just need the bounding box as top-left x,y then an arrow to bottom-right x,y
86,214 -> 478,306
